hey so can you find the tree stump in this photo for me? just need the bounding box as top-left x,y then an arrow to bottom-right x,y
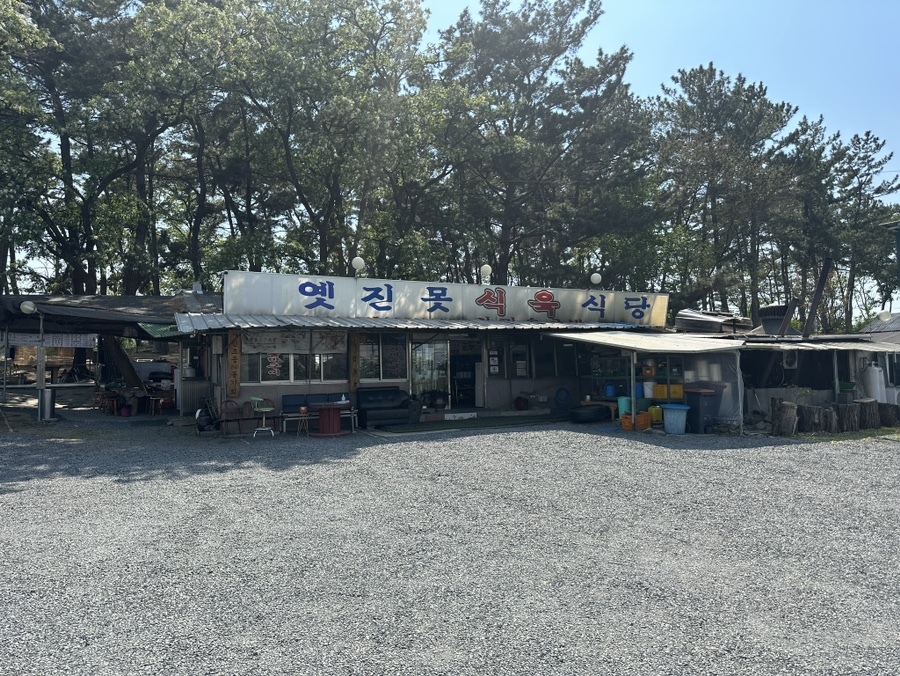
773,401 -> 798,437
878,403 -> 900,428
822,407 -> 840,434
834,403 -> 860,432
797,404 -> 823,433
855,398 -> 880,429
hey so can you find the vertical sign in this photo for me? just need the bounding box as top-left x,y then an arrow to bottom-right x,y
227,329 -> 241,398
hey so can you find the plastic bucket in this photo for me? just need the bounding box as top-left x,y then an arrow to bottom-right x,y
648,405 -> 663,423
617,396 -> 631,415
635,398 -> 651,411
643,381 -> 656,398
661,403 -> 690,435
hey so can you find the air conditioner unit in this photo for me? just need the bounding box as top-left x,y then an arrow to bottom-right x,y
782,351 -> 799,369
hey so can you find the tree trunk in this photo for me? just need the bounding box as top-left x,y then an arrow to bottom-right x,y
797,404 -> 823,433
772,400 -> 798,437
856,398 -> 880,429
878,403 -> 900,427
834,403 -> 860,432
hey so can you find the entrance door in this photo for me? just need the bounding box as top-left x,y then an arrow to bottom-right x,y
449,337 -> 481,408
411,339 -> 450,409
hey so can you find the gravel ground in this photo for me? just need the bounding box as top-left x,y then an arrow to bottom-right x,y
1,402 -> 899,675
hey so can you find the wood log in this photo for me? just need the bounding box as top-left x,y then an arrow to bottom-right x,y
834,403 -> 860,432
822,407 -> 840,434
878,403 -> 900,428
773,401 -> 798,437
855,398 -> 880,429
797,404 -> 823,433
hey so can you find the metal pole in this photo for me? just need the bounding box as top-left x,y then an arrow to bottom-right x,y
36,312 -> 45,392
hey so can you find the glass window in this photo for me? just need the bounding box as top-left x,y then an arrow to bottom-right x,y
292,353 -> 310,382
240,351 -> 346,384
360,335 -> 381,379
321,353 -> 348,381
261,353 -> 290,381
359,333 -> 408,381
381,334 -> 408,379
241,354 -> 260,383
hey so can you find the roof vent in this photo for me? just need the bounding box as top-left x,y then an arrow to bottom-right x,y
758,304 -> 790,335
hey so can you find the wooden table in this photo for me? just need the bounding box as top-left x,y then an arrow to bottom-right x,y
310,403 -> 350,437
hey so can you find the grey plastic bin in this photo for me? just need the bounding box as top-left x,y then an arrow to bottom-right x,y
38,389 -> 56,421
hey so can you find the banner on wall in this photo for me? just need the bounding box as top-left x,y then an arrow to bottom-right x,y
226,329 -> 241,398
2,331 -> 96,348
241,329 -> 347,354
223,270 -> 669,327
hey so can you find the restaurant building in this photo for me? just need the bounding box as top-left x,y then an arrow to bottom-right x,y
173,270 -> 670,418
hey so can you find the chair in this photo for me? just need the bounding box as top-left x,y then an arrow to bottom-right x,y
103,393 -> 119,416
342,407 -> 358,433
91,390 -> 106,411
261,398 -> 279,431
242,400 -> 260,427
219,399 -> 244,436
148,395 -> 164,416
250,396 -> 275,437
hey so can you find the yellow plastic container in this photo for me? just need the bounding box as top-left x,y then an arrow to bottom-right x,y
653,384 -> 684,399
648,405 -> 663,423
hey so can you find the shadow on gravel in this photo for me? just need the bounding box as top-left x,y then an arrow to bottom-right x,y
0,396 -> 385,487
578,420 -> 900,451
0,434 -> 380,489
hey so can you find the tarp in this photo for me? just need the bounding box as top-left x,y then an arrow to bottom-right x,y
548,330 -> 742,354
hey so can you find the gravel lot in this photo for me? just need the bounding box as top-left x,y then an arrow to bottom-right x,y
1,402 -> 899,675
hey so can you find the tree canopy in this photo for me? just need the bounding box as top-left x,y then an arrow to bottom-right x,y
1,0 -> 897,328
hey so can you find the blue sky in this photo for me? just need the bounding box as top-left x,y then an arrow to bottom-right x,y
421,0 -> 900,205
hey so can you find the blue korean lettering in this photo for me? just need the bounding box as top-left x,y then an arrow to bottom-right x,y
361,284 -> 393,312
581,294 -> 607,318
624,296 -> 650,319
421,286 -> 453,313
298,280 -> 336,310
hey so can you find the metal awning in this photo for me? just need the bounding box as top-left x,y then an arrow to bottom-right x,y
137,322 -> 191,339
549,331 -> 742,353
741,340 -> 900,353
174,313 -> 642,334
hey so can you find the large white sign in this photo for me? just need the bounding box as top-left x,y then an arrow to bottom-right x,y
224,271 -> 669,326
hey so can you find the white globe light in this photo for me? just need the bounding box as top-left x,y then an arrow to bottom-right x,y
877,310 -> 892,322
351,256 -> 365,271
590,273 -> 602,285
480,264 -> 492,279
19,300 -> 37,315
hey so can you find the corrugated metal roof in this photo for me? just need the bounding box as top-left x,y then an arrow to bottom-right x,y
549,331 -> 742,353
741,340 -> 900,353
174,313 -> 640,333
137,322 -> 191,339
